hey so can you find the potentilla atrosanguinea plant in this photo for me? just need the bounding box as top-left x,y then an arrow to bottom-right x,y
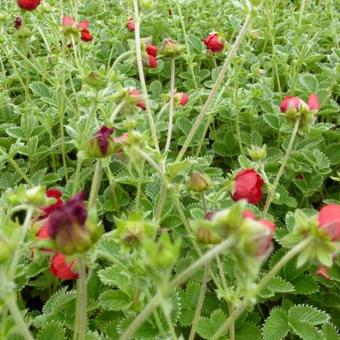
232,169 -> 264,204
62,16 -> 93,42
129,88 -> 146,110
203,33 -> 224,52
174,92 -> 189,106
50,252 -> 79,280
143,44 -> 158,69
17,0 -> 41,11
280,96 -> 300,114
86,126 -> 116,158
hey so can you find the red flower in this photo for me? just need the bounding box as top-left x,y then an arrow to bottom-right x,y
147,54 -> 158,68
17,0 -> 41,11
318,204 -> 340,241
14,17 -> 22,30
232,169 -> 264,204
175,92 -> 189,106
280,96 -> 300,113
308,93 -> 319,112
95,126 -> 115,156
244,210 -> 276,256
81,28 -> 93,42
50,252 -> 79,280
146,44 -> 158,57
316,266 -> 330,280
42,188 -> 63,216
130,88 -> 145,110
127,17 -> 135,32
203,33 -> 224,52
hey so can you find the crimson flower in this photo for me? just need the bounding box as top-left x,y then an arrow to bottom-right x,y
280,96 -> 300,113
316,266 -> 330,280
146,44 -> 158,57
14,17 -> 22,30
232,169 -> 264,204
127,17 -> 135,32
308,93 -> 320,111
50,252 -> 79,280
203,33 -> 224,52
318,204 -> 340,241
62,16 -> 93,42
130,88 -> 146,110
17,0 -> 41,11
95,126 -> 115,156
175,92 -> 189,106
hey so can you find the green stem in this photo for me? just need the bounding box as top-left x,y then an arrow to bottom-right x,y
176,12 -> 253,162
119,238 -> 235,340
298,0 -> 306,28
145,290 -> 165,336
9,207 -> 34,279
211,237 -> 312,340
73,258 -> 87,340
188,262 -> 210,340
201,192 -> 207,214
110,101 -> 125,124
262,116 -> 301,216
88,161 -> 102,210
72,156 -> 82,195
7,157 -> 33,185
133,0 -> 159,152
107,51 -> 134,76
6,295 -> 34,340
165,59 -> 176,153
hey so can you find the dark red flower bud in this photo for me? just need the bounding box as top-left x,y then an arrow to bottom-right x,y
130,88 -> 145,110
318,204 -> 340,241
280,96 -> 300,113
147,54 -> 158,68
174,92 -> 189,106
41,188 -> 63,216
146,44 -> 158,57
17,0 -> 41,11
14,17 -> 23,30
78,20 -> 89,31
203,33 -> 224,53
232,169 -> 264,204
97,126 -> 114,155
127,17 -> 135,32
47,193 -> 94,254
81,28 -> 93,42
50,252 -> 79,280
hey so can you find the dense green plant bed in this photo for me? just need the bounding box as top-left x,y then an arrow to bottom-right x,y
0,0 -> 339,339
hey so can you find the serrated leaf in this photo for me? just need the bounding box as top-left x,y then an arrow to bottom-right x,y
288,304 -> 329,325
236,321 -> 261,340
29,81 -> 51,98
322,323 -> 339,340
289,319 -> 320,340
292,274 -> 318,295
98,290 -> 131,311
299,74 -> 318,92
262,308 -> 289,340
37,322 -> 65,340
197,309 -> 226,339
266,276 -> 295,293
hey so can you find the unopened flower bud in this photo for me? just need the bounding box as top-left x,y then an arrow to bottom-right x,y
247,144 -> 267,161
187,171 -> 210,192
86,125 -> 118,158
160,38 -> 183,58
196,224 -> 221,244
174,92 -> 189,107
84,71 -> 105,88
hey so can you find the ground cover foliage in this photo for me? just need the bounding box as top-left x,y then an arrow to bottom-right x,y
0,0 -> 339,339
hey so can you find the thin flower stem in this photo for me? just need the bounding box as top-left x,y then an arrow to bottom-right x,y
262,116 -> 301,216
110,101 -> 125,124
298,0 -> 306,29
72,156 -> 83,195
6,295 -> 34,340
161,303 -> 178,340
88,161 -> 102,210
165,59 -> 176,153
119,238 -> 235,340
73,258 -> 87,340
133,0 -> 159,152
201,192 -> 207,214
176,12 -> 253,162
188,262 -> 210,340
104,164 -> 119,210
145,290 -> 166,336
211,237 -> 312,340
107,51 -> 133,76
7,157 -> 33,185
234,64 -> 244,155
9,207 -> 34,279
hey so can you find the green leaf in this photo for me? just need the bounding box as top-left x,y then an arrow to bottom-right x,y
178,281 -> 200,326
150,80 -> 162,97
266,276 -> 295,294
236,322 -> 261,340
292,275 -> 319,295
299,74 -> 318,92
262,308 -> 289,340
263,114 -> 281,130
29,81 -> 51,98
37,322 -> 65,340
322,323 -> 339,340
197,309 -> 226,339
289,319 -> 320,340
288,304 -> 329,325
98,266 -> 131,296
98,290 -> 131,311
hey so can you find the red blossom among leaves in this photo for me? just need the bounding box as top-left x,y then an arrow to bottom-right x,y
175,92 -> 189,106
232,169 -> 264,204
308,93 -> 320,111
50,252 -> 79,280
318,204 -> 340,241
62,16 -> 93,42
146,44 -> 158,57
203,33 -> 224,52
14,17 -> 22,30
280,96 -> 300,113
95,126 -> 115,156
144,44 -> 158,69
316,266 -> 330,280
130,88 -> 146,110
17,0 -> 41,11
127,17 -> 135,32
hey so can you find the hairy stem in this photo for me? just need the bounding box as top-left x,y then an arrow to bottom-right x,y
188,262 -> 210,340
262,116 -> 301,216
211,237 -> 312,340
165,58 -> 176,153
133,0 -> 159,152
88,161 -> 102,210
119,238 -> 234,340
176,12 -> 253,162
